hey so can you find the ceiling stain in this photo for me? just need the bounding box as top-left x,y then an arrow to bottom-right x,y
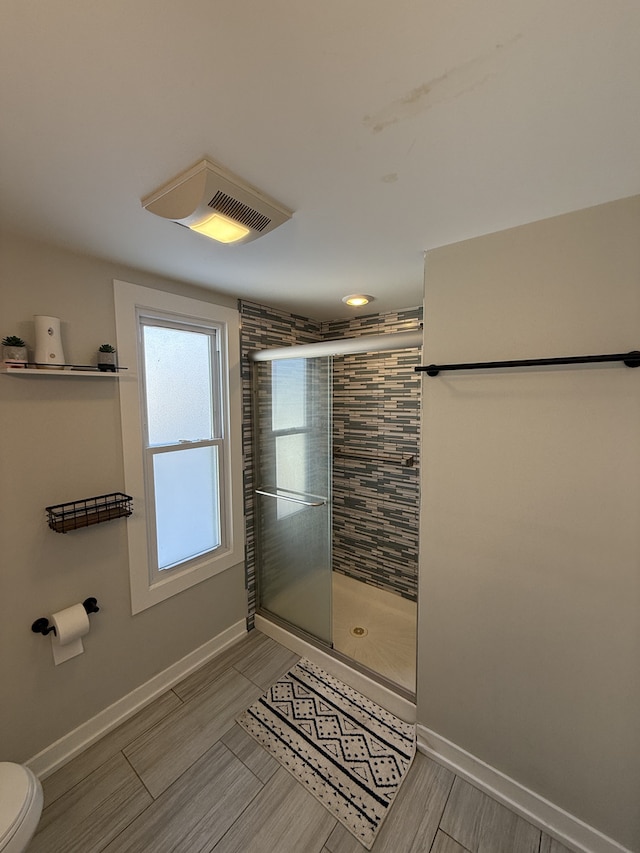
381,173 -> 398,183
363,34 -> 523,134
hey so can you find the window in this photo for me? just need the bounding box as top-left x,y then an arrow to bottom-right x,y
114,281 -> 244,614
271,358 -> 308,519
141,320 -> 223,572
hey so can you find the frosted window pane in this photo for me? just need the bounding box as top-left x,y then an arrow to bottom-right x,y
144,326 -> 213,445
272,359 -> 306,431
153,446 -> 220,569
276,433 -> 307,519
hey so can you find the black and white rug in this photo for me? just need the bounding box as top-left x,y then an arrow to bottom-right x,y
237,658 -> 416,849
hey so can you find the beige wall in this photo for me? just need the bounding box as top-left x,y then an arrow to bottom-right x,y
418,195 -> 640,850
0,232 -> 246,762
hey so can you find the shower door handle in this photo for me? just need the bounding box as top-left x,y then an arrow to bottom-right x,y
255,488 -> 327,507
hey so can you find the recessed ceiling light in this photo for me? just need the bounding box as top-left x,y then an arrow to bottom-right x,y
342,294 -> 373,307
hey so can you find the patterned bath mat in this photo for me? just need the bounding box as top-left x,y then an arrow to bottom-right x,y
237,658 -> 416,849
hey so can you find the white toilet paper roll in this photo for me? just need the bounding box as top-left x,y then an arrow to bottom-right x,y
51,604 -> 90,665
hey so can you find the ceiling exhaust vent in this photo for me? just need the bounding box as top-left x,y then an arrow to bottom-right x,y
208,190 -> 272,232
142,158 -> 292,245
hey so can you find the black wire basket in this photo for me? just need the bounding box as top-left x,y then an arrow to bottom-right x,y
46,492 -> 133,533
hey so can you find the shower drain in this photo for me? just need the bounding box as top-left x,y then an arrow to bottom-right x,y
350,625 -> 369,637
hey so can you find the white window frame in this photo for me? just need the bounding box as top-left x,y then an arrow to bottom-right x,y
114,280 -> 244,614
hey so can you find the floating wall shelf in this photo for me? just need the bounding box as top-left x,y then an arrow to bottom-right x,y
2,364 -> 127,377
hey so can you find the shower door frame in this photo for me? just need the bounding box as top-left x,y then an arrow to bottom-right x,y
248,328 -> 423,700
252,354 -> 334,649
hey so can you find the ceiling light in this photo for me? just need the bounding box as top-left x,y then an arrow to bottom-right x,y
342,294 -> 374,307
142,158 -> 293,245
190,212 -> 250,244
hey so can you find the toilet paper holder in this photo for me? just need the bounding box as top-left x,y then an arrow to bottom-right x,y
31,597 -> 100,637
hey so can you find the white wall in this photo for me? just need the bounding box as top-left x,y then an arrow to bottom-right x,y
417,195 -> 640,851
0,232 -> 247,762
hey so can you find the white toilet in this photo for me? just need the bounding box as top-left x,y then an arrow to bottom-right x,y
0,763 -> 43,852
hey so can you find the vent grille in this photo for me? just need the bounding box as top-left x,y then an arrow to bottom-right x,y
208,191 -> 271,232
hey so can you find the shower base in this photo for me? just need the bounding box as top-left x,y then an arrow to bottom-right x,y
332,572 -> 416,693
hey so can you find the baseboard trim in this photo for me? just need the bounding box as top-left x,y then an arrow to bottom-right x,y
416,724 -> 632,853
27,619 -> 248,779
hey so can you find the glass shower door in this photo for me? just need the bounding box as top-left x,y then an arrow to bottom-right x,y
254,356 -> 332,645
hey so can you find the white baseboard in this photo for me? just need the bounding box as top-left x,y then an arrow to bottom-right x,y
27,619 -> 247,779
416,724 -> 633,853
255,614 -> 416,723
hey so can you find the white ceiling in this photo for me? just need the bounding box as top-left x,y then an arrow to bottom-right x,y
1,1 -> 639,320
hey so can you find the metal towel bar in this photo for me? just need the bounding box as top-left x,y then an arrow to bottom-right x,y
255,488 -> 327,507
416,350 -> 640,376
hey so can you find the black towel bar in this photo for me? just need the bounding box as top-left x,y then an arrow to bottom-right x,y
415,351 -> 640,376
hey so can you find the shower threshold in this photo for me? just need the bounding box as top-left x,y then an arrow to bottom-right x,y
254,611 -> 416,723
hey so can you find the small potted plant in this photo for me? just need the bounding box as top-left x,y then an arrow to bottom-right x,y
97,343 -> 118,372
2,335 -> 28,365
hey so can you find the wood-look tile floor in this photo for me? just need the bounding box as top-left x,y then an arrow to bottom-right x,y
29,630 -> 574,853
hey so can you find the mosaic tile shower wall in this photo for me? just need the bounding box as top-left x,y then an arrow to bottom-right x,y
239,301 -> 422,627
324,309 -> 422,601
